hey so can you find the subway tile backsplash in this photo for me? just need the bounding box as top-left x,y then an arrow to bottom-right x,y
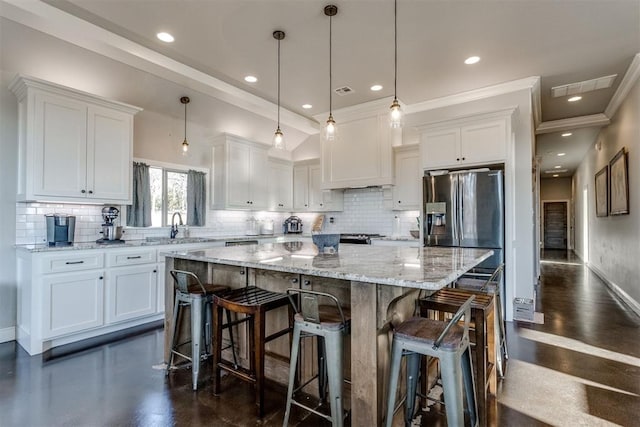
15,187 -> 420,245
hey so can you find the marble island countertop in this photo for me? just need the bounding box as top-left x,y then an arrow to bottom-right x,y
162,242 -> 492,290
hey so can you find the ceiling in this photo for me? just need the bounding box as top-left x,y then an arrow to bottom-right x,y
3,0 -> 640,177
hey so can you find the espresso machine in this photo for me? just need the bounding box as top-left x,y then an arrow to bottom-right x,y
97,206 -> 125,243
283,216 -> 303,234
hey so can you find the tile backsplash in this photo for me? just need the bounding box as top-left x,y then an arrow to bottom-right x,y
15,187 -> 420,245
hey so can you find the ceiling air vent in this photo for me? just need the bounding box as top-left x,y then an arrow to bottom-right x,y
551,74 -> 617,98
334,86 -> 354,96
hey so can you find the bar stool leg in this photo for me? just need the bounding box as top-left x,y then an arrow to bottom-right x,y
384,339 -> 404,427
283,324 -> 302,427
212,302 -> 224,395
405,352 -> 421,426
440,353 -> 465,427
225,309 -> 238,368
317,336 -> 328,402
254,312 -> 266,417
324,331 -> 344,427
461,347 -> 478,427
191,294 -> 203,391
166,295 -> 182,375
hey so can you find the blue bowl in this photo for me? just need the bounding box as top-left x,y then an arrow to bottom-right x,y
312,233 -> 340,253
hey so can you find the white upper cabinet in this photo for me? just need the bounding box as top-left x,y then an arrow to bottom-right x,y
211,133 -> 270,210
319,99 -> 397,189
268,157 -> 293,211
9,75 -> 141,204
392,144 -> 422,210
294,159 -> 343,212
419,109 -> 515,170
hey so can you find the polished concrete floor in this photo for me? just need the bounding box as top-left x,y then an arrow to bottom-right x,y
1,250 -> 639,426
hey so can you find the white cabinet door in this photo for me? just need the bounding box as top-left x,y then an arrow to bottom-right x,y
42,270 -> 104,338
393,145 -> 421,210
293,164 -> 309,211
420,128 -> 460,169
460,119 -> 507,165
226,142 -> 252,208
33,92 -> 88,198
249,147 -> 269,209
268,159 -> 293,211
87,106 -> 132,202
106,264 -> 158,324
308,163 -> 324,211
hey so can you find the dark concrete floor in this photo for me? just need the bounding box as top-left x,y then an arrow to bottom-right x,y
1,250 -> 639,426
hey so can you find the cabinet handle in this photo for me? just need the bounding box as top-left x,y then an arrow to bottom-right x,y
320,203 -> 323,206
239,269 -> 245,275
88,190 -> 93,194
81,190 -> 86,194
456,158 -> 460,161
303,280 -> 311,286
65,260 -> 84,265
153,270 -> 157,273
126,255 -> 142,259
398,200 -> 402,204
290,278 -> 299,284
304,204 -> 308,207
99,276 -> 103,280
462,157 -> 466,161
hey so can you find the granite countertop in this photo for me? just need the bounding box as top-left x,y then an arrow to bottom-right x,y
373,236 -> 420,242
16,234 -> 309,253
162,242 -> 492,291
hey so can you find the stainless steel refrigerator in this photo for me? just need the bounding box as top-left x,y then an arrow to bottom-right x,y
423,169 -> 504,271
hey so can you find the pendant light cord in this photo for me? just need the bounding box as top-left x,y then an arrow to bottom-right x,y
329,13 -> 333,115
394,0 -> 398,100
277,37 -> 281,127
183,102 -> 187,140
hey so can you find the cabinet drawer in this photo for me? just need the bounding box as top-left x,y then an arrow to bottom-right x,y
108,249 -> 156,267
42,252 -> 104,274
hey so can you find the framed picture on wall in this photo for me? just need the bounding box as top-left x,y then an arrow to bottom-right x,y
595,165 -> 608,217
609,147 -> 629,215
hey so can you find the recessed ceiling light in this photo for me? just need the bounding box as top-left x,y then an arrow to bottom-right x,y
464,56 -> 481,65
568,96 -> 582,102
244,75 -> 258,83
561,132 -> 572,137
302,104 -> 313,109
557,152 -> 566,156
156,32 -> 174,43
553,174 -> 559,177
554,165 -> 562,169
370,84 -> 383,91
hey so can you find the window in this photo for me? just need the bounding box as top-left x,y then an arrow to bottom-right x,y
149,167 -> 188,227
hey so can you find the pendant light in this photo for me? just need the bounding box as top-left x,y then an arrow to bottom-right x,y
180,96 -> 190,154
324,5 -> 338,141
389,0 -> 403,129
273,30 -> 285,150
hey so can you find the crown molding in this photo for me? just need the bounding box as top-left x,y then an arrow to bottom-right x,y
405,76 -> 540,115
0,0 -> 320,135
313,96 -> 399,123
535,114 -> 610,135
604,53 -> 640,119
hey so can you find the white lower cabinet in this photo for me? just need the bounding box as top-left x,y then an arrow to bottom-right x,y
42,270 -> 105,339
106,264 -> 158,324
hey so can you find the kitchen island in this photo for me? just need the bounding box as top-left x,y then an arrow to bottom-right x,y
163,242 -> 492,426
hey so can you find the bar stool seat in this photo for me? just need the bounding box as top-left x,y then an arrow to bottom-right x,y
283,289 -> 351,427
385,295 -> 477,427
167,270 -> 237,391
420,288 -> 495,427
212,286 -> 293,418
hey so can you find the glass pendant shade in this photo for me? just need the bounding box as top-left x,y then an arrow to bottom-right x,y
273,127 -> 284,150
390,98 -> 403,129
324,114 -> 337,141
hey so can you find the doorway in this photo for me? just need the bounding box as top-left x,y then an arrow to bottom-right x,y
543,201 -> 568,249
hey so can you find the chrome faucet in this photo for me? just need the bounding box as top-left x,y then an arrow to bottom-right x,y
170,212 -> 183,239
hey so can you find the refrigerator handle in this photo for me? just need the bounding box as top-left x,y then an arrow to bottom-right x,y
458,177 -> 464,242
451,175 -> 458,244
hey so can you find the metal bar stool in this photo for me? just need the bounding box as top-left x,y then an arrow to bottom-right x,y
455,264 -> 508,378
420,288 -> 494,427
283,289 -> 351,427
212,286 -> 293,417
385,295 -> 477,427
167,270 -> 237,391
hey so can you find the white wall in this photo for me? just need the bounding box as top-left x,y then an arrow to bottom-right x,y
573,76 -> 640,312
0,70 -> 18,340
540,177 -> 572,200
404,89 -> 536,319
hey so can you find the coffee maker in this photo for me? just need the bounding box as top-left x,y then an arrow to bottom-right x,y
97,206 -> 125,244
283,216 -> 303,234
45,214 -> 76,246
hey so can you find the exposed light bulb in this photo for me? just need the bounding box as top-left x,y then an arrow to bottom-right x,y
273,128 -> 285,150
181,139 -> 189,153
325,114 -> 336,141
390,98 -> 403,128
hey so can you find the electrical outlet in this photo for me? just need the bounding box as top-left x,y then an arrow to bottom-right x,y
329,217 -> 334,223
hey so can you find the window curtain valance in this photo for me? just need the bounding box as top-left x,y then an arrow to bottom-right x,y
187,169 -> 206,226
127,162 -> 152,227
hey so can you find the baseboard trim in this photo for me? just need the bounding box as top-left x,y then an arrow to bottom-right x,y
588,264 -> 640,318
0,327 -> 16,343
